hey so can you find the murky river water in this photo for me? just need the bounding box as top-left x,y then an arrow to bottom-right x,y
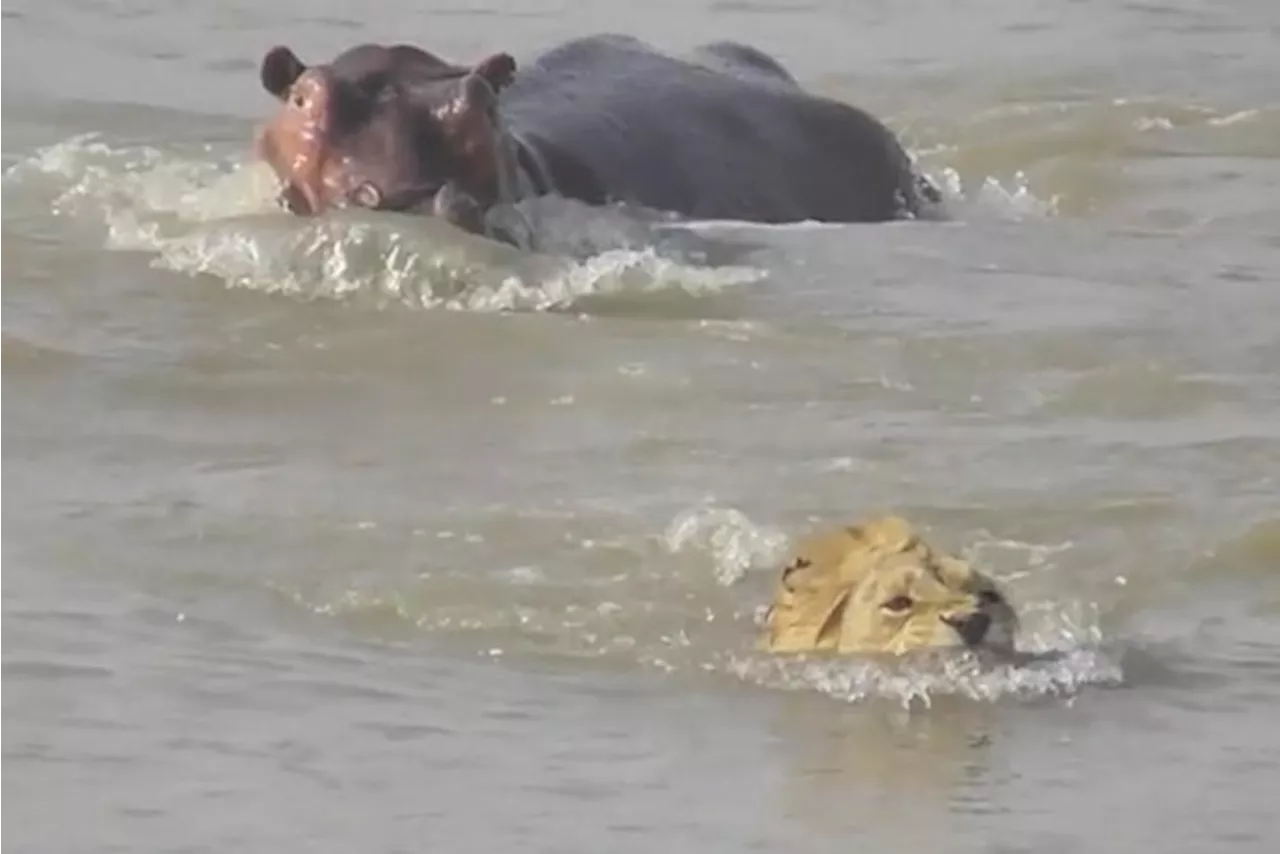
4,1 -> 1280,852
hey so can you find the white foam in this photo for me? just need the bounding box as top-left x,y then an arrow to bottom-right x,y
7,133 -> 1067,308
4,136 -> 766,313
1207,109 -> 1261,127
725,645 -> 1124,706
664,502 -> 792,586
931,167 -> 1059,220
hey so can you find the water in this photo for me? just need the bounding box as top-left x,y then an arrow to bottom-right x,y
3,1 -> 1279,851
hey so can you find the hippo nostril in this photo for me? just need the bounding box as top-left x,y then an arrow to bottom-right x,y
352,182 -> 383,209
942,611 -> 992,646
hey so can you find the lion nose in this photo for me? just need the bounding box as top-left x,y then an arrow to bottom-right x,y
942,611 -> 991,646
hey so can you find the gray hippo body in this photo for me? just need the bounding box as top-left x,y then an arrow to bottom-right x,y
254,34 -> 939,241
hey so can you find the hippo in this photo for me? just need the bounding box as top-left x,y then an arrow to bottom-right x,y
254,33 -> 940,244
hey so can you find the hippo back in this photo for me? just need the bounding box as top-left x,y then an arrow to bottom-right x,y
498,35 -> 922,223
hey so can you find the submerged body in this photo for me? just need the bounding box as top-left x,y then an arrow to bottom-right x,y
254,34 -> 939,241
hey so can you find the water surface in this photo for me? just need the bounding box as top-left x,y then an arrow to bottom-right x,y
4,1 -> 1280,852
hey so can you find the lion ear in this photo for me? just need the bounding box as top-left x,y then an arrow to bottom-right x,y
764,582 -> 850,653
852,515 -> 916,551
812,588 -> 852,648
763,536 -> 859,653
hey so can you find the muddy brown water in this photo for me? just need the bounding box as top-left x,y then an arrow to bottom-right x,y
4,1 -> 1280,852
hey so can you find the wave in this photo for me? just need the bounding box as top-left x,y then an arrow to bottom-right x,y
0,119 -> 1114,315
2,134 -> 767,314
271,502 -> 1126,706
898,95 -> 1279,218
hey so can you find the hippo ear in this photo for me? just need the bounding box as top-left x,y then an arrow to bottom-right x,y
454,53 -> 515,115
261,46 -> 307,99
473,53 -> 516,91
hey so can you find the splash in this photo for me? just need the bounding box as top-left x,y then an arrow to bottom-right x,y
664,502 -> 792,585
724,645 -> 1123,707
928,167 -> 1059,220
3,130 -> 1064,312
665,504 -> 1123,702
3,133 -> 278,227
3,135 -> 766,313
720,573 -> 1122,707
672,162 -> 1058,234
273,497 -> 1125,705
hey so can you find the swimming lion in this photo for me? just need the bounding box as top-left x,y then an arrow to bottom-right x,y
761,516 -> 1018,655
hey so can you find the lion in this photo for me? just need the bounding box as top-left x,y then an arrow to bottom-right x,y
760,516 -> 1018,656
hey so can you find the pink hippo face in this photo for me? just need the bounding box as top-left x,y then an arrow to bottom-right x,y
254,42 -> 516,230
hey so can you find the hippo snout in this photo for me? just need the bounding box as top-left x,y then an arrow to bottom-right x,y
255,65 -> 339,215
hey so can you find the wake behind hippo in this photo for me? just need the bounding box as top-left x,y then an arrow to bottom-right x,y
254,34 -> 940,244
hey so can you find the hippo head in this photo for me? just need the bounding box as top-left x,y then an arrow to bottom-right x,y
254,43 -> 517,233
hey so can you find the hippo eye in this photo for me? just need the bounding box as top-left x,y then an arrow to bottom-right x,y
882,594 -> 914,613
291,91 -> 306,109
978,589 -> 1003,606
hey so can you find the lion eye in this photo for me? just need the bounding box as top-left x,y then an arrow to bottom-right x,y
882,594 -> 914,612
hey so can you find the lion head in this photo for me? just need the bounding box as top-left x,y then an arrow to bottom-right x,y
761,516 -> 1018,656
